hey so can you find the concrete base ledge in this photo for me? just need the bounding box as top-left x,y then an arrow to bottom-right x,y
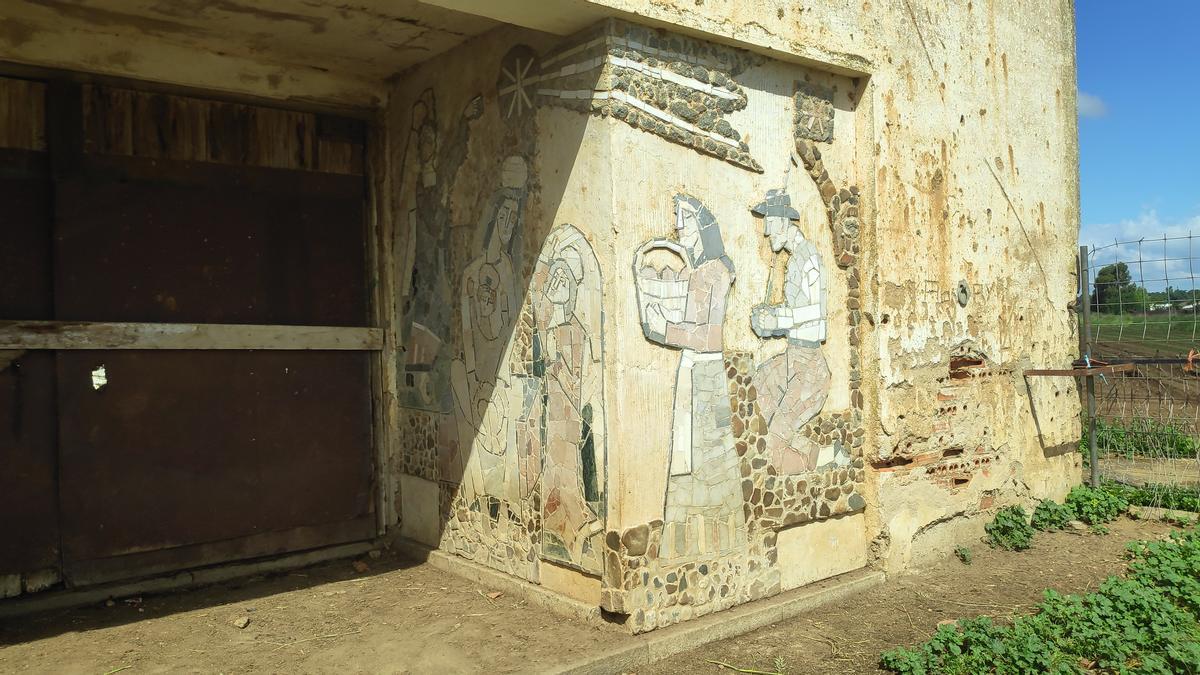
556,567 -> 886,675
389,537 -> 885,674
389,535 -> 610,629
1129,504 -> 1199,523
0,541 -> 373,619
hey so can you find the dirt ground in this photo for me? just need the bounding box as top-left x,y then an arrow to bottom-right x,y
0,551 -> 626,674
641,516 -> 1181,675
0,517 -> 1181,675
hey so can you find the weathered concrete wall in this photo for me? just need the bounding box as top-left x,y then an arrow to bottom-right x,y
575,0 -> 1083,573
384,0 -> 1080,633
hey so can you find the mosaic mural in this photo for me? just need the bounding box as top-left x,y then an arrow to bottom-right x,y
794,80 -> 835,144
635,196 -> 746,560
396,89 -> 479,413
393,27 -> 870,633
530,225 -> 607,574
437,223 -> 607,578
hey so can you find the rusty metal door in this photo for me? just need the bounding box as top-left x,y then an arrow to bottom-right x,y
52,163 -> 375,584
49,84 -> 377,583
0,142 -> 60,580
0,80 -> 378,587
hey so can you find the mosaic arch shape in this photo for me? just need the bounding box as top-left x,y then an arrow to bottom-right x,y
528,224 -> 607,575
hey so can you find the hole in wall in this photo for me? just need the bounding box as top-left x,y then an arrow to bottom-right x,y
874,455 -> 914,469
949,357 -> 984,379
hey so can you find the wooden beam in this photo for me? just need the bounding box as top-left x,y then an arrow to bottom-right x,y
1023,363 -> 1137,377
0,321 -> 382,351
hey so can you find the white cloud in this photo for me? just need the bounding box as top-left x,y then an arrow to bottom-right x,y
1078,91 -> 1108,118
1082,210 -> 1200,290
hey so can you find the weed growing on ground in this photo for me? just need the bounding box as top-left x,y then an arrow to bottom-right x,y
881,525 -> 1200,674
1031,499 -> 1074,531
954,546 -> 972,565
985,506 -> 1034,551
1065,484 -> 1128,525
1089,523 -> 1110,535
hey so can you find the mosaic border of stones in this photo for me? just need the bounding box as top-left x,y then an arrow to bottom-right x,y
536,19 -> 764,172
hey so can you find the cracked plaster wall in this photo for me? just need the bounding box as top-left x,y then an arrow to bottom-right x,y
596,0 -> 1083,572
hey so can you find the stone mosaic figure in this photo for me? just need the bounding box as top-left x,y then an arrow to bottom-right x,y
749,189 -> 838,474
449,156 -> 529,500
531,225 -> 606,574
635,195 -> 746,559
397,89 -> 481,412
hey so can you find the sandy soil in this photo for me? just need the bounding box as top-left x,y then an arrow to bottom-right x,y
639,517 -> 1181,675
0,550 -> 625,674
0,517 -> 1182,675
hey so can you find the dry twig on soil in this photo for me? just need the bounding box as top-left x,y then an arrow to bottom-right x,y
705,659 -> 782,675
267,630 -> 362,652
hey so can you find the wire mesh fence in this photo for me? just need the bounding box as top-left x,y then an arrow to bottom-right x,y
1082,236 -> 1200,511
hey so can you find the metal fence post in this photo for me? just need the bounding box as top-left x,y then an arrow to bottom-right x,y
1078,245 -> 1099,487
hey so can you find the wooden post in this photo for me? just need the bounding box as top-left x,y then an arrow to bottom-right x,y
1079,245 -> 1099,488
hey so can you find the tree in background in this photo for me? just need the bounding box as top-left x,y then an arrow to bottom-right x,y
1092,262 -> 1147,313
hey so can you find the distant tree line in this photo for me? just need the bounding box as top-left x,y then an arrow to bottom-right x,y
1090,262 -> 1199,313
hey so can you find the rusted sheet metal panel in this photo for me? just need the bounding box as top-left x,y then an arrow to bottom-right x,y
0,352 -> 59,576
0,144 -> 58,576
53,167 -> 367,327
56,350 -> 375,571
0,150 -> 52,319
0,78 -> 47,152
81,84 -> 366,175
66,519 -> 373,587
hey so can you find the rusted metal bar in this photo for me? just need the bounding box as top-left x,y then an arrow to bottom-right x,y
1023,363 -> 1137,377
1079,245 -> 1099,487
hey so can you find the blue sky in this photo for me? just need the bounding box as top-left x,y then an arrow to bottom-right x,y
1077,2 -> 1200,257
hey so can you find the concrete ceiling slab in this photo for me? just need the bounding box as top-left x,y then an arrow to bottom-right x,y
0,0 -> 500,105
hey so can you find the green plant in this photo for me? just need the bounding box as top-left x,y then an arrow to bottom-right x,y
1090,523 -> 1110,535
985,506 -> 1035,551
954,546 -> 972,565
1064,484 -> 1128,525
1104,479 -> 1200,514
1031,499 -> 1073,531
1080,418 -> 1199,460
881,525 -> 1200,674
